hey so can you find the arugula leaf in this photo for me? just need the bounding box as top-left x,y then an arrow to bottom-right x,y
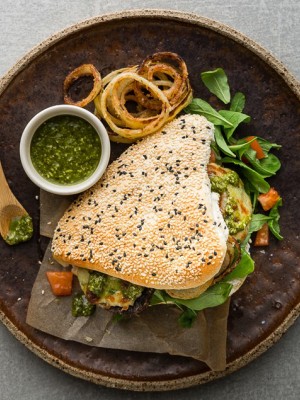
219,110 -> 251,140
244,148 -> 281,177
184,99 -> 233,127
224,249 -> 255,281
230,92 -> 246,112
221,157 -> 270,193
201,68 -> 231,104
178,308 -> 198,328
243,180 -> 259,207
172,282 -> 232,311
214,126 -> 236,157
268,198 -> 283,240
242,213 -> 274,246
228,137 -> 255,158
150,290 -> 167,306
256,137 -> 281,154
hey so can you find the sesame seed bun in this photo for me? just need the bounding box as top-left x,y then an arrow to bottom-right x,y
51,114 -> 228,290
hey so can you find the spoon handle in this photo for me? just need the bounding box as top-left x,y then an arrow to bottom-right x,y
0,161 -> 26,211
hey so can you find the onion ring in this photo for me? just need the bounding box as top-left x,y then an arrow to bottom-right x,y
135,52 -> 192,116
99,72 -> 170,140
64,64 -> 102,107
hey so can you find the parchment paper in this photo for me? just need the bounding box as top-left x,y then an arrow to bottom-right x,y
26,190 -> 230,371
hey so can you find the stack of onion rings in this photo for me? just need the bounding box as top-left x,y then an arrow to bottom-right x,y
63,53 -> 192,142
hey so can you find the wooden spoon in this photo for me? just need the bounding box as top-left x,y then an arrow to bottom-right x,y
0,161 -> 28,240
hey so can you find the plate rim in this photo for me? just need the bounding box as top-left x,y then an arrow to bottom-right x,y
0,9 -> 299,392
0,9 -> 299,97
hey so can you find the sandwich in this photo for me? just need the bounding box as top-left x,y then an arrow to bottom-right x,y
51,114 -> 253,317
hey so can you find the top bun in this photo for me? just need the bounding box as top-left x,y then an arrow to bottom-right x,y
52,115 -> 228,289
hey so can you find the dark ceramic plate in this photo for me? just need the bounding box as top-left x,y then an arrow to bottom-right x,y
0,10 -> 299,392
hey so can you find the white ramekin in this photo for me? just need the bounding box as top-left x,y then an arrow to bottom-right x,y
20,105 -> 110,195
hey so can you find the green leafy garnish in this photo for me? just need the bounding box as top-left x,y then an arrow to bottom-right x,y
150,67 -> 283,326
185,68 -> 281,201
151,282 -> 233,327
243,148 -> 281,178
185,99 -> 233,127
221,157 -> 270,193
173,282 -> 233,311
224,249 -> 255,281
268,198 -> 283,240
178,308 -> 198,328
230,92 -> 246,112
242,198 -> 283,246
201,68 -> 231,104
219,110 -> 251,139
214,126 -> 236,157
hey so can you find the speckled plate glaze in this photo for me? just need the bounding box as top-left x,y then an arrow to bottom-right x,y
0,9 -> 299,392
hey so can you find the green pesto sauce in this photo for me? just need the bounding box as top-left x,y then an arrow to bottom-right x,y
210,170 -> 240,194
5,215 -> 33,245
72,293 -> 96,317
30,115 -> 101,185
224,196 -> 250,234
209,169 -> 251,235
86,271 -> 143,302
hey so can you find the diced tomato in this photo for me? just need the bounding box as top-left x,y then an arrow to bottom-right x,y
254,223 -> 270,246
46,271 -> 73,296
245,136 -> 265,159
258,188 -> 280,211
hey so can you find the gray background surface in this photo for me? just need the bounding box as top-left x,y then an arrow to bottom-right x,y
0,1 -> 299,399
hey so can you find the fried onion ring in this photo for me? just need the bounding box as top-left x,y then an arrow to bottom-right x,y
98,72 -> 171,140
135,52 -> 192,116
64,64 -> 102,107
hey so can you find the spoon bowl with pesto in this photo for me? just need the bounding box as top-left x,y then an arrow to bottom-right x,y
20,105 -> 110,195
0,162 -> 33,245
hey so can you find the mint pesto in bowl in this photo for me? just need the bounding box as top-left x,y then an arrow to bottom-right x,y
20,105 -> 110,195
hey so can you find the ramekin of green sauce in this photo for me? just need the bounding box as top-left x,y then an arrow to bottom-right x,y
20,105 -> 110,195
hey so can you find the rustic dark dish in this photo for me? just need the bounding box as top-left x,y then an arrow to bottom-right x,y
0,10 -> 299,391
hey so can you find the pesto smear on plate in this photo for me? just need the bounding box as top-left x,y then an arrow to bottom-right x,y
30,115 -> 101,185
